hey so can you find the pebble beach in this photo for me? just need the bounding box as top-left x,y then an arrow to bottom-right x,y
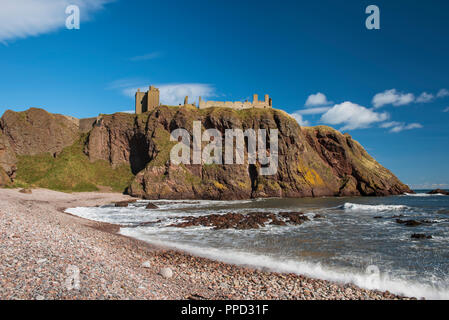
0,188 -> 414,300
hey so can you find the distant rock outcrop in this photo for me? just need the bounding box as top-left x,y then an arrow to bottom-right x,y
428,189 -> 449,195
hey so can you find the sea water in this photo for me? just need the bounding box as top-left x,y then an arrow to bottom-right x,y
66,191 -> 449,299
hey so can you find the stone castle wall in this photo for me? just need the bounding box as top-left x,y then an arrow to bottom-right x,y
198,94 -> 272,110
135,87 -> 272,113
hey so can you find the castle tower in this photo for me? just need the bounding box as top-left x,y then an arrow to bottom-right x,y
265,94 -> 269,104
135,85 -> 160,114
135,88 -> 146,114
184,96 -> 189,106
253,94 -> 258,104
146,85 -> 160,111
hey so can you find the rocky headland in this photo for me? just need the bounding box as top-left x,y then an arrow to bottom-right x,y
0,107 -> 412,199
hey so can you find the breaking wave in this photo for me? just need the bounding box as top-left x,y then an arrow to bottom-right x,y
119,228 -> 449,300
340,203 -> 410,212
403,193 -> 445,197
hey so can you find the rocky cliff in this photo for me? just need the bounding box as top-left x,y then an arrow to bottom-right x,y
0,132 -> 16,185
0,108 -> 79,156
0,107 -> 412,198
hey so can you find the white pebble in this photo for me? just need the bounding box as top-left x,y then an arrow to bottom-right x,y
159,268 -> 173,279
141,261 -> 151,268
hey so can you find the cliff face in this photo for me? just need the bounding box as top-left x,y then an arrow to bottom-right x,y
0,106 -> 411,197
0,108 -> 80,186
301,126 -> 410,196
84,106 -> 411,199
0,130 -> 17,185
0,108 -> 79,156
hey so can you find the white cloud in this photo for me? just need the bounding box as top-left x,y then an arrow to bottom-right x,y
386,122 -> 423,133
290,112 -> 310,126
372,89 -> 415,108
443,107 -> 449,113
111,79 -> 216,105
305,93 -> 331,107
296,107 -> 331,115
380,121 -> 401,129
118,110 -> 135,114
0,0 -> 111,43
157,84 -> 216,105
437,89 -> 449,98
321,101 -> 388,131
416,92 -> 434,103
409,182 -> 449,189
129,52 -> 162,61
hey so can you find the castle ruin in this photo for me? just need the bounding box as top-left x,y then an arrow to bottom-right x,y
135,86 -> 160,114
198,94 -> 272,110
135,86 -> 272,114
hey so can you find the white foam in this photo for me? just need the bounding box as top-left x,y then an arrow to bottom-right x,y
403,193 -> 445,197
341,203 -> 410,212
119,228 -> 449,300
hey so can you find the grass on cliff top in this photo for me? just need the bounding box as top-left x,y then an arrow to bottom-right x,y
13,135 -> 134,193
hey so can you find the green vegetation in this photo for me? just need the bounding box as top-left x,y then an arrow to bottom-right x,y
13,135 -> 134,193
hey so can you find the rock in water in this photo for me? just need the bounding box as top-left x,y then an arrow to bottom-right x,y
115,200 -> 137,207
411,234 -> 432,240
169,212 -> 309,230
115,201 -> 129,207
145,202 -> 158,209
427,189 -> 449,195
396,219 -> 422,227
159,268 -> 173,279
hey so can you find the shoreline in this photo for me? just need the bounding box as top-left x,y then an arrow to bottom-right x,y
0,188 -> 414,300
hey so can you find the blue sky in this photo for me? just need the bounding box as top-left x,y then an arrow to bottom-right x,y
0,0 -> 448,189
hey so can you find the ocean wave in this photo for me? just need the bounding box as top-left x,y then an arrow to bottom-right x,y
403,193 -> 445,197
341,203 -> 410,212
119,228 -> 449,300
